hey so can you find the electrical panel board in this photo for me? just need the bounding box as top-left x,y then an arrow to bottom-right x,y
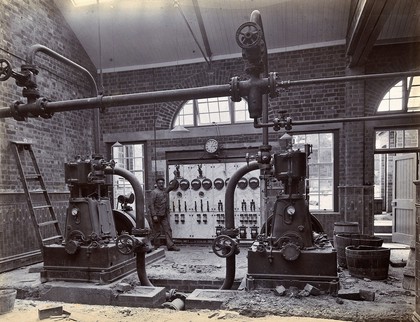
168,162 -> 261,240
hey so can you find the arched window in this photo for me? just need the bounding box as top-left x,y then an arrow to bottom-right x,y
173,97 -> 251,127
375,77 -> 419,152
377,76 -> 420,113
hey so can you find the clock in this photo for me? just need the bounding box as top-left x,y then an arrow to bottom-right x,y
204,138 -> 219,154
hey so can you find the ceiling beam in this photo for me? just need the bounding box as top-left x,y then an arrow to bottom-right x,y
192,0 -> 212,62
174,0 -> 211,66
346,0 -> 396,67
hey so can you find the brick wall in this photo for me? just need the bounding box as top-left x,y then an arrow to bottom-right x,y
101,43 -> 417,237
0,0 -> 97,271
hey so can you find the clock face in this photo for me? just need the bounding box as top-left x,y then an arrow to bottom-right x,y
205,138 -> 219,154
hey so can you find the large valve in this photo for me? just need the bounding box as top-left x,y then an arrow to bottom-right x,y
212,235 -> 238,258
235,22 -> 263,49
0,59 -> 12,81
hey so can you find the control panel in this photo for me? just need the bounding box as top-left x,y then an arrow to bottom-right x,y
168,162 -> 261,240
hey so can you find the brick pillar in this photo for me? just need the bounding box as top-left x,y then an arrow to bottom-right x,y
338,185 -> 374,235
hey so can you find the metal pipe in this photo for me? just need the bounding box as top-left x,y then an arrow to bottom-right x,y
104,167 -> 145,230
26,44 -> 99,95
1,70 -> 419,120
278,70 -> 420,88
221,161 -> 259,290
0,84 -> 232,119
254,111 -> 420,128
136,252 -> 153,286
104,167 -> 152,286
249,10 -> 271,231
26,44 -> 100,152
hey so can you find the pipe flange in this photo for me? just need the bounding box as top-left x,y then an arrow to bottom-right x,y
65,239 -> 81,255
230,76 -> 241,102
220,227 -> 239,238
132,227 -> 150,237
268,72 -> 278,98
37,97 -> 53,119
10,100 -> 26,121
280,243 -> 301,261
20,64 -> 39,75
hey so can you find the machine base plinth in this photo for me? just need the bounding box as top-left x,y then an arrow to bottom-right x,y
41,243 -> 137,284
246,246 -> 339,294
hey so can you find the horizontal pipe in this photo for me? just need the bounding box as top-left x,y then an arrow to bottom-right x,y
1,70 -> 419,120
0,84 -> 232,119
254,111 -> 420,128
278,70 -> 420,87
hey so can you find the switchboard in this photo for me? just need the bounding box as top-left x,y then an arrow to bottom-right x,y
168,162 -> 261,240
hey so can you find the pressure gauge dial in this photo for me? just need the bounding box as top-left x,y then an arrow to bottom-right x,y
204,138 -> 219,154
286,205 -> 296,216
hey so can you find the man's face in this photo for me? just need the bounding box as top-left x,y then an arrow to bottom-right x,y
156,180 -> 165,190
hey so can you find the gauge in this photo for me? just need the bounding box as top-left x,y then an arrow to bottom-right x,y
71,207 -> 79,217
204,138 -> 219,154
286,205 -> 296,216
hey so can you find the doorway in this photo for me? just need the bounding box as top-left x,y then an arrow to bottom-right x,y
374,152 -> 419,245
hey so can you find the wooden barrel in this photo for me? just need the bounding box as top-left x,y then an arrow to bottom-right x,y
333,221 -> 360,235
334,234 -> 383,268
345,246 -> 390,280
0,289 -> 16,314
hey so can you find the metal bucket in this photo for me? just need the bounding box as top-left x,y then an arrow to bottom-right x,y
0,289 -> 17,314
334,234 -> 383,268
345,246 -> 390,280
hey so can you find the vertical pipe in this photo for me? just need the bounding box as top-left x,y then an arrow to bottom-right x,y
249,10 -> 270,232
221,161 -> 259,290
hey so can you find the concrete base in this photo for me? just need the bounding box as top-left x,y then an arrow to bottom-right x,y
41,246 -> 164,284
39,282 -> 166,308
186,289 -> 240,310
246,246 -> 339,294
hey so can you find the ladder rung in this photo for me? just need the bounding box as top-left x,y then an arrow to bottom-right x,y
33,205 -> 52,210
28,189 -> 47,193
42,235 -> 62,243
10,140 -> 33,145
38,220 -> 59,227
25,174 -> 42,180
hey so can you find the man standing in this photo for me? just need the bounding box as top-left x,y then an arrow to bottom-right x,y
148,177 -> 180,251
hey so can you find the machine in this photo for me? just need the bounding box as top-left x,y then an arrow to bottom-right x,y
40,155 -> 152,284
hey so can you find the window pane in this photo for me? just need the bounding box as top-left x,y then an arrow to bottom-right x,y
111,143 -> 145,213
405,130 -> 418,147
319,148 -> 332,163
293,133 -> 334,211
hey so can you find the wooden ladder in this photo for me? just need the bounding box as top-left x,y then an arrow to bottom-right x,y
10,141 -> 63,250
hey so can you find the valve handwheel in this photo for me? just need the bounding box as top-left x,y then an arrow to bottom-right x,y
235,22 -> 263,49
0,59 -> 12,81
116,234 -> 136,255
212,235 -> 237,258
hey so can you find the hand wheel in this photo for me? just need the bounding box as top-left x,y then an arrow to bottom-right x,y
212,235 -> 237,258
235,22 -> 263,49
116,234 -> 136,255
0,59 -> 12,81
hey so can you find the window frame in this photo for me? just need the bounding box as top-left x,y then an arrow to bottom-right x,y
292,131 -> 338,212
172,97 -> 252,128
111,142 -> 146,210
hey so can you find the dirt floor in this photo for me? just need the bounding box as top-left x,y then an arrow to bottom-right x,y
0,244 -> 415,322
